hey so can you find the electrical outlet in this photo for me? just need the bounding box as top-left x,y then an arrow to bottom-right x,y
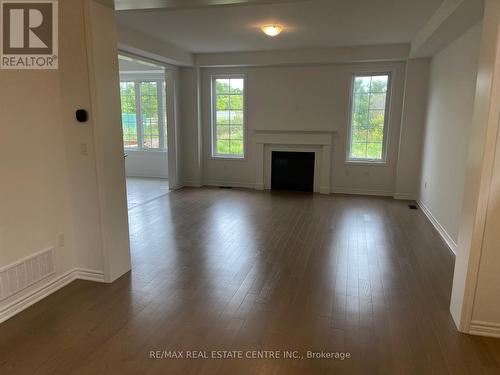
424,181 -> 428,189
57,232 -> 65,248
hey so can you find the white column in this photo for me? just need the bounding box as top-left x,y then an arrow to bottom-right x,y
451,0 -> 500,336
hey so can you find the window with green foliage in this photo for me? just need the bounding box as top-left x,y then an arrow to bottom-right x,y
212,76 -> 245,158
140,81 -> 160,149
119,80 -> 166,151
348,74 -> 390,162
120,82 -> 138,148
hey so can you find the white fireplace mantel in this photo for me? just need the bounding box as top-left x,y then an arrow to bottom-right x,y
253,129 -> 337,194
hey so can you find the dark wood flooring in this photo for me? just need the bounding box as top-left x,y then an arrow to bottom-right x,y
1,188 -> 500,374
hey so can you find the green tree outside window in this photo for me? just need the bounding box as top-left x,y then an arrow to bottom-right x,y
349,75 -> 389,161
213,77 -> 245,157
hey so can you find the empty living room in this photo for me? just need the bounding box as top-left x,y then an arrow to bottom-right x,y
2,0 -> 500,373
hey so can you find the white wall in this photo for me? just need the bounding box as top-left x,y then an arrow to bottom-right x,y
418,22 -> 483,250
394,58 -> 430,200
85,0 -> 131,282
192,62 -> 406,195
0,71 -> 74,271
125,151 -> 168,178
180,67 -> 203,186
59,0 -> 105,273
472,122 -> 500,327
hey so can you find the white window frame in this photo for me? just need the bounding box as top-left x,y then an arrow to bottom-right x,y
210,74 -> 247,159
120,78 -> 167,152
346,72 -> 392,165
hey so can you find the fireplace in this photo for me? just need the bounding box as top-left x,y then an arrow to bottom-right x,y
271,151 -> 315,192
253,129 -> 334,194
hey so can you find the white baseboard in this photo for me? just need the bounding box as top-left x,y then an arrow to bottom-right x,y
205,180 -> 256,189
0,268 -> 105,324
126,173 -> 168,179
191,183 -> 394,196
417,200 -> 457,254
183,183 -> 409,200
394,193 -> 416,200
74,268 -> 106,282
331,188 -> 394,197
469,320 -> 500,338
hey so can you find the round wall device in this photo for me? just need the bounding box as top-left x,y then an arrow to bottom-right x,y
76,109 -> 88,123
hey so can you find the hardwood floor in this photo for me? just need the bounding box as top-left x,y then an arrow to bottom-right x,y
126,177 -> 169,209
1,188 -> 500,374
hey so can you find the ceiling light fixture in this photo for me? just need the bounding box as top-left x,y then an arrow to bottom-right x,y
261,24 -> 283,37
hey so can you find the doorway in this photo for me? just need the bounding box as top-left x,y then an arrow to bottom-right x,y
118,54 -> 169,208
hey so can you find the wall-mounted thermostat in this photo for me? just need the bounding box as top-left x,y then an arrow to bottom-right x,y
76,109 -> 88,123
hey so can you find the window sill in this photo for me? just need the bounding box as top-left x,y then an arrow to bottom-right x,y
210,155 -> 246,161
345,159 -> 388,167
124,149 -> 167,153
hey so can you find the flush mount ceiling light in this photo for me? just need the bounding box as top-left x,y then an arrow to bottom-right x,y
261,24 -> 283,37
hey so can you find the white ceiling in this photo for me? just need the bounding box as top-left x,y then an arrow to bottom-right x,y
116,0 -> 444,53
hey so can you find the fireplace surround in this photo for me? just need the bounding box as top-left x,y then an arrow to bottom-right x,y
253,129 -> 335,194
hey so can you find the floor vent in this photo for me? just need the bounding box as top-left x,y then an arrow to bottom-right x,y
0,247 -> 56,301
408,204 -> 418,210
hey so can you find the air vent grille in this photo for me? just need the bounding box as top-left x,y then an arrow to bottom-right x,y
0,247 -> 56,301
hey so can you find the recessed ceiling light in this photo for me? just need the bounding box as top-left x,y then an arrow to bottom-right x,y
261,24 -> 283,37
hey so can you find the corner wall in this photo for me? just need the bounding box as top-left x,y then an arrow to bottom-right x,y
418,22 -> 483,252
451,0 -> 500,335
394,58 -> 430,200
84,0 -> 131,282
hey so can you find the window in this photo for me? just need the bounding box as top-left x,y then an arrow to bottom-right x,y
120,82 -> 138,148
347,74 -> 390,162
119,80 -> 166,150
212,76 -> 245,158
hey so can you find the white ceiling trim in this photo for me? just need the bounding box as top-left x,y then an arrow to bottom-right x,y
410,0 -> 485,57
194,44 -> 411,67
115,0 -> 308,11
117,26 -> 194,66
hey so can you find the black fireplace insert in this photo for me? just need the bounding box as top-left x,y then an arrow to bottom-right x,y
271,151 -> 315,192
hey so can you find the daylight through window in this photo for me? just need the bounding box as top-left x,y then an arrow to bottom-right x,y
212,76 -> 245,158
348,74 -> 389,161
119,80 -> 166,150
